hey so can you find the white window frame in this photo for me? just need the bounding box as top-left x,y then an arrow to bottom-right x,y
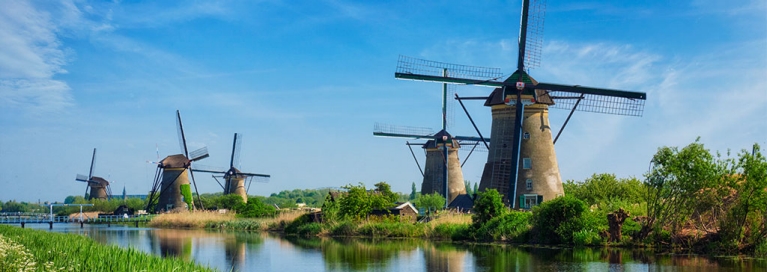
523,132 -> 530,140
526,179 -> 533,190
522,158 -> 531,169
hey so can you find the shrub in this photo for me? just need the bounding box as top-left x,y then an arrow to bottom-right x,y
531,195 -> 587,244
297,223 -> 323,237
473,211 -> 531,242
573,229 -> 602,246
621,218 -> 641,239
284,214 -> 311,235
431,223 -> 470,240
472,189 -> 506,229
331,221 -> 358,236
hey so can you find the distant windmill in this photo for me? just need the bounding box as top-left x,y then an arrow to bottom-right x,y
394,0 -> 646,208
374,75 -> 489,205
194,133 -> 270,203
75,148 -> 112,200
145,110 -> 209,212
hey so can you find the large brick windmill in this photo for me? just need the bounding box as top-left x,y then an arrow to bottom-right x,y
394,0 -> 646,208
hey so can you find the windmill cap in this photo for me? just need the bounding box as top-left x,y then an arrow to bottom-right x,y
159,154 -> 191,168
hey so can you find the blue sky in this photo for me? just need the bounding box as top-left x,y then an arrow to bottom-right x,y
1,0 -> 765,203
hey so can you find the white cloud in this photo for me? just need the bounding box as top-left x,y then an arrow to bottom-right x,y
0,1 -> 74,113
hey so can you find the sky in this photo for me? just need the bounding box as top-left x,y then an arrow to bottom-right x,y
0,0 -> 765,203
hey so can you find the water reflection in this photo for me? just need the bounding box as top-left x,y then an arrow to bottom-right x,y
18,223 -> 767,271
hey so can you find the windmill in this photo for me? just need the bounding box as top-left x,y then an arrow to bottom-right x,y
394,0 -> 646,208
75,148 -> 113,200
373,74 -> 489,205
194,133 -> 270,203
145,110 -> 209,213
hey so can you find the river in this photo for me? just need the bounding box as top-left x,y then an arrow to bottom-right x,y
17,223 -> 767,271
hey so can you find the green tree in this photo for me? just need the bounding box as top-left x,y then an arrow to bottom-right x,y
644,138 -> 729,240
472,189 -> 505,229
238,197 -> 277,218
720,144 -> 767,251
410,182 -> 417,200
321,193 -> 340,222
473,182 -> 478,195
465,180 -> 471,195
413,193 -> 445,212
339,183 -> 372,220
374,182 -> 397,204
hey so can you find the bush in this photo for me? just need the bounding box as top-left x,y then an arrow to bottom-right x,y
431,224 -> 471,240
531,195 -> 587,244
472,189 -> 506,229
573,229 -> 602,246
621,218 -> 641,239
284,214 -> 311,235
237,198 -> 277,218
297,223 -> 323,237
473,211 -> 531,242
331,221 -> 358,236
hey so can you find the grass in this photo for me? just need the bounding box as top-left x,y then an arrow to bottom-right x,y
0,225 -> 214,271
149,211 -> 234,229
149,210 -> 307,231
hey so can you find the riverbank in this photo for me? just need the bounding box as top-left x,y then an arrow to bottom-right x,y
148,210 -> 305,231
0,225 -> 214,271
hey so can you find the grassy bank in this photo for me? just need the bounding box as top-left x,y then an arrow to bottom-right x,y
149,210 -> 305,231
0,225 -> 214,271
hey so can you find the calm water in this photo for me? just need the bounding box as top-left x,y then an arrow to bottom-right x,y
15,223 -> 767,271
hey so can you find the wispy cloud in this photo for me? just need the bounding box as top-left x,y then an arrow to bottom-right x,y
0,1 -> 75,114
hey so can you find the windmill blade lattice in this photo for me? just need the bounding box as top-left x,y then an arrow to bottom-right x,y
396,55 -> 504,82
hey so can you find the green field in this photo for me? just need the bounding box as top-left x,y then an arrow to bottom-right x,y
0,225 -> 214,272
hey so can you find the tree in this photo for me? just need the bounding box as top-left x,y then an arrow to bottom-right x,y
339,183 -> 372,220
464,180 -> 471,195
644,138 -> 729,240
374,182 -> 398,204
410,182 -> 417,200
413,193 -> 445,212
720,144 -> 767,250
238,197 -> 277,218
472,189 -> 505,229
473,182 -> 478,195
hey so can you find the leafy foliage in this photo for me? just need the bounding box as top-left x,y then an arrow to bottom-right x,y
645,139 -> 731,239
531,195 -> 587,244
412,193 -> 445,212
472,189 -> 506,229
564,173 -> 646,206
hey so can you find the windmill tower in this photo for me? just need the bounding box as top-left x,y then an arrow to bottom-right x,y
75,148 -> 112,200
194,133 -> 270,203
146,110 -> 209,213
374,72 -> 489,205
394,0 -> 646,208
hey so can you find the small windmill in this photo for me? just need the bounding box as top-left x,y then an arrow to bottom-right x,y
75,148 -> 112,200
374,72 -> 490,205
145,110 -> 209,212
394,0 -> 646,208
194,133 -> 270,203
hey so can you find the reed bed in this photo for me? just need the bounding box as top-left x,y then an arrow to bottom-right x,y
149,210 -> 308,231
0,225 -> 214,271
149,211 -> 234,229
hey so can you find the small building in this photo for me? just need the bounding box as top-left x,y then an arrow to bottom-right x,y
370,202 -> 419,223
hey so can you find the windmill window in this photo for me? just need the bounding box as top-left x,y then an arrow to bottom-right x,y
526,179 -> 533,190
523,132 -> 530,140
522,158 -> 532,169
